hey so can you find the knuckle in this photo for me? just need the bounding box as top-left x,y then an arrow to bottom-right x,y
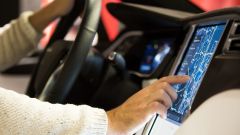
163,99 -> 171,108
152,102 -> 160,108
168,100 -> 173,108
158,89 -> 165,96
173,92 -> 178,100
160,76 -> 167,81
174,75 -> 180,78
150,102 -> 161,111
152,102 -> 167,111
165,97 -> 173,108
161,82 -> 169,88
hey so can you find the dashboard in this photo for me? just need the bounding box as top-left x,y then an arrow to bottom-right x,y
139,39 -> 172,74
99,3 -> 240,135
107,2 -> 240,111
104,31 -> 182,79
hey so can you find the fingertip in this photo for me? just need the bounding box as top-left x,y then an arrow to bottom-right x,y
163,113 -> 167,119
172,92 -> 178,101
159,111 -> 167,119
159,75 -> 190,84
183,75 -> 191,80
178,75 -> 190,82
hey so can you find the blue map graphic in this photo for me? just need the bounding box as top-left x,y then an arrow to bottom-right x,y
167,23 -> 226,122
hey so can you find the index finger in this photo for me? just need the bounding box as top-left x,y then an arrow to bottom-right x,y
158,75 -> 190,84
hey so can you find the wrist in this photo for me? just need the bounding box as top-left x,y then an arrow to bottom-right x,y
107,108 -> 127,135
107,110 -> 116,135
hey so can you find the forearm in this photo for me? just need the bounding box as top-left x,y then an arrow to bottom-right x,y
0,0 -> 75,71
0,5 -> 53,71
0,12 -> 41,71
0,88 -> 107,135
0,2 -> 59,71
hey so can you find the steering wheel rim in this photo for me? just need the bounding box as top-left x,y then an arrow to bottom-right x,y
26,0 -> 85,98
38,0 -> 102,103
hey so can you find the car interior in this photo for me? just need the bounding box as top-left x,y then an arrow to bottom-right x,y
1,0 -> 240,134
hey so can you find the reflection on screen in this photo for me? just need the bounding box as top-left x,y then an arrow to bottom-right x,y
139,40 -> 172,74
167,23 -> 226,123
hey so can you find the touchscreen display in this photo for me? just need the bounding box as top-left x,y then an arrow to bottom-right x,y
167,22 -> 226,123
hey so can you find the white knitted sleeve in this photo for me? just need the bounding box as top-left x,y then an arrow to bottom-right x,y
0,87 -> 108,135
0,11 -> 42,71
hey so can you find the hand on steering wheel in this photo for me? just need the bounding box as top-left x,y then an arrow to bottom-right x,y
38,0 -> 102,103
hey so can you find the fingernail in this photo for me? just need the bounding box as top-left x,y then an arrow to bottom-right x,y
163,113 -> 167,119
160,113 -> 167,119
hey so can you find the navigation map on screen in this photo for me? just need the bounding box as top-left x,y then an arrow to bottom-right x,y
167,23 -> 226,123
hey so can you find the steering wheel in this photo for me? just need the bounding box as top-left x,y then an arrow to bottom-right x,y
31,0 -> 102,103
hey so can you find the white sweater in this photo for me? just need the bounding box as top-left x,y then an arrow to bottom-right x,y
0,12 -> 108,135
0,12 -> 41,71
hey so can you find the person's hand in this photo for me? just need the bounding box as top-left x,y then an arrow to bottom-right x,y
106,75 -> 190,135
50,0 -> 75,16
29,0 -> 76,32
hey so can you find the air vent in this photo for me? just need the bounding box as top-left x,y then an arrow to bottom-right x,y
229,39 -> 240,51
234,23 -> 240,35
224,21 -> 240,53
